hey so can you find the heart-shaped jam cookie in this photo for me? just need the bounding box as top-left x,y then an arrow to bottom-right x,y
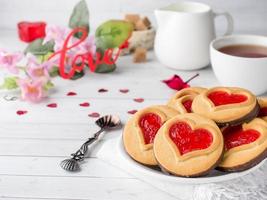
139,113 -> 162,144
223,125 -> 260,150
218,118 -> 267,172
167,87 -> 207,114
169,122 -> 213,155
208,91 -> 247,106
123,105 -> 179,166
154,113 -> 224,177
192,87 -> 259,126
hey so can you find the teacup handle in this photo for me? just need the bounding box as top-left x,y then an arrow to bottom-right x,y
213,11 -> 234,36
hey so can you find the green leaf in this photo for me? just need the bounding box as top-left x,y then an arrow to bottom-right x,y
24,39 -> 54,56
37,52 -> 54,63
70,70 -> 85,80
43,81 -> 54,91
1,77 -> 19,90
69,0 -> 89,38
95,63 -> 116,73
49,67 -> 59,77
95,20 -> 133,50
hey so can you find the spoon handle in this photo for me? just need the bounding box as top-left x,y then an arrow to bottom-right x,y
70,129 -> 104,162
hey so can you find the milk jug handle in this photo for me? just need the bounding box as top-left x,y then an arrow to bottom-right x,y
213,11 -> 234,36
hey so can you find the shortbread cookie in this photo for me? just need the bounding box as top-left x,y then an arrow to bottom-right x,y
258,98 -> 267,121
123,105 -> 179,166
167,87 -> 207,114
218,118 -> 267,172
192,87 -> 259,126
153,113 -> 224,177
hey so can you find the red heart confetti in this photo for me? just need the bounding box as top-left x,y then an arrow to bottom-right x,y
128,110 -> 138,114
47,103 -> 57,108
98,88 -> 108,93
88,112 -> 100,118
162,73 -> 199,91
119,89 -> 129,93
79,102 -> 90,107
67,91 -> 77,96
16,110 -> 28,115
134,98 -> 144,103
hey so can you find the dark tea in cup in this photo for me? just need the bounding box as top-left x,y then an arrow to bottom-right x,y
218,44 -> 267,58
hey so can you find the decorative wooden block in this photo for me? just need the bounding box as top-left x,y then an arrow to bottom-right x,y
133,47 -> 147,63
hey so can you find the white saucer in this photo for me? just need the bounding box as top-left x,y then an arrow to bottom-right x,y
118,137 -> 266,184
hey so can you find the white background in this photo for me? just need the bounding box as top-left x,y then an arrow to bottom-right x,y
0,0 -> 267,34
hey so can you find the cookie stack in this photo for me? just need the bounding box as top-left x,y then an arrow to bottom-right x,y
123,87 -> 267,177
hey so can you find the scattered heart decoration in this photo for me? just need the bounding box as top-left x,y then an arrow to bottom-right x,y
88,112 -> 100,118
67,91 -> 77,96
119,89 -> 129,93
128,110 -> 138,114
134,98 -> 144,103
79,102 -> 90,107
98,88 -> 108,93
47,103 -> 57,108
16,110 -> 28,115
169,122 -> 213,155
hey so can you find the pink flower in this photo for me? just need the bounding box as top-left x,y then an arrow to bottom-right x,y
0,50 -> 23,74
26,54 -> 55,80
43,25 -> 70,45
74,35 -> 96,55
162,74 -> 199,90
17,78 -> 46,103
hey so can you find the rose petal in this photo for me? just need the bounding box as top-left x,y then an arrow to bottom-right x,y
16,110 -> 28,115
162,74 -> 199,91
119,89 -> 129,93
133,98 -> 144,103
127,110 -> 137,114
67,91 -> 77,96
79,102 -> 90,107
88,112 -> 100,118
47,103 -> 57,108
98,88 -> 108,93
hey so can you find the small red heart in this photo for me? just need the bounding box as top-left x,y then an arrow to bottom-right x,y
88,112 -> 100,118
169,122 -> 213,155
134,98 -> 144,103
128,110 -> 138,115
67,91 -> 77,96
79,102 -> 90,107
119,89 -> 129,93
98,88 -> 108,93
47,103 -> 57,108
223,125 -> 260,150
139,113 -> 162,144
16,110 -> 28,115
208,91 -> 247,106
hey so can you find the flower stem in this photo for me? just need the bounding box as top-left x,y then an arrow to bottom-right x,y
185,73 -> 199,84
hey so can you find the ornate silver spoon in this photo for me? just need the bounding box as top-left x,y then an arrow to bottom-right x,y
60,115 -> 121,172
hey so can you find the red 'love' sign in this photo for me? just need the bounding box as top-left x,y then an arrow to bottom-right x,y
48,27 -> 122,79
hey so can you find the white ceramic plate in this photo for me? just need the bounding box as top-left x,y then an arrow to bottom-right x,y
118,137 -> 266,184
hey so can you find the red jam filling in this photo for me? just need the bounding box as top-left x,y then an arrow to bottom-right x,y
258,107 -> 267,117
223,125 -> 260,150
139,113 -> 162,144
208,91 -> 247,106
182,99 -> 193,113
169,122 -> 213,155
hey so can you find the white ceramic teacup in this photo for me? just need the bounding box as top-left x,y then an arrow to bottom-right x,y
210,35 -> 267,95
154,1 -> 233,70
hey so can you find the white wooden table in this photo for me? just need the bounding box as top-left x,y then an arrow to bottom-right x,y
0,30 -> 223,200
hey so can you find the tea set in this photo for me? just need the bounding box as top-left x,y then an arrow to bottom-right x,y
154,1 -> 267,95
